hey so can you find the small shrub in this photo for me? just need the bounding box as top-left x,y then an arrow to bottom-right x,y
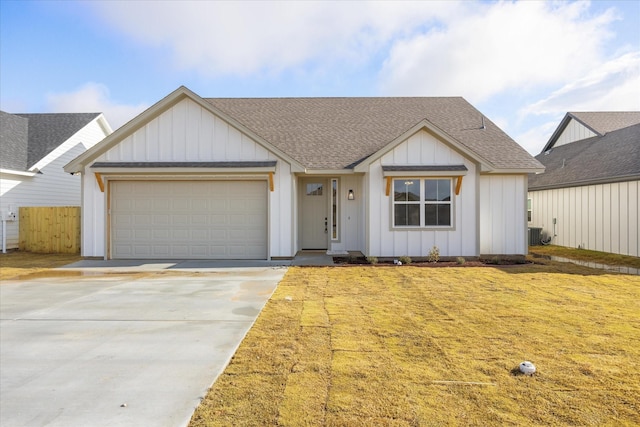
366,256 -> 378,265
427,246 -> 440,263
399,255 -> 412,265
456,257 -> 466,265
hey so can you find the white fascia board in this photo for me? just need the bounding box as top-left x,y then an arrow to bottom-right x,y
481,168 -> 545,174
382,170 -> 468,177
91,166 -> 276,174
96,113 -> 113,135
99,174 -> 272,181
0,168 -> 38,177
353,119 -> 493,173
298,169 -> 360,175
36,117 -> 107,172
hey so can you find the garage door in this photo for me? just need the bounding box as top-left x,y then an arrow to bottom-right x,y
111,181 -> 267,259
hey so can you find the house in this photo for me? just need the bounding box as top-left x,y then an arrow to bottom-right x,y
0,111 -> 112,250
64,86 -> 543,260
528,112 -> 640,257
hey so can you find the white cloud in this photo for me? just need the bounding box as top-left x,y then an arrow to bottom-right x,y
521,51 -> 640,116
515,51 -> 640,155
46,83 -> 148,130
379,1 -> 618,101
515,119 -> 563,155
90,1 -> 460,77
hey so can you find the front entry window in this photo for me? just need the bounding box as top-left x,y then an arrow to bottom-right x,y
307,183 -> 323,196
331,179 -> 338,240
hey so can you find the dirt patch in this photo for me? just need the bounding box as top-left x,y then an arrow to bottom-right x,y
0,251 -> 83,281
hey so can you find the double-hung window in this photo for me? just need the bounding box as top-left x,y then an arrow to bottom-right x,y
393,178 -> 452,227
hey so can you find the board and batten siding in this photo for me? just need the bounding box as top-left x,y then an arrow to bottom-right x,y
366,129 -> 478,258
0,118 -> 108,250
479,174 -> 528,255
554,118 -> 596,148
528,180 -> 639,257
82,98 -> 294,258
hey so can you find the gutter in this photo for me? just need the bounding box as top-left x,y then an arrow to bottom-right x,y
529,174 -> 640,191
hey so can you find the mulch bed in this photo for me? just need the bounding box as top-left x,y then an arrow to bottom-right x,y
332,256 -> 530,267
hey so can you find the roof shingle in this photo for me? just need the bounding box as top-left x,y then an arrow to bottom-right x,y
205,97 -> 541,170
17,113 -> 101,168
1,111 -> 101,171
0,111 -> 29,170
569,112 -> 640,136
529,122 -> 640,190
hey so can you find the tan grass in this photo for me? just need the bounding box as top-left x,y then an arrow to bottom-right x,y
0,251 -> 82,281
190,265 -> 640,426
529,244 -> 640,269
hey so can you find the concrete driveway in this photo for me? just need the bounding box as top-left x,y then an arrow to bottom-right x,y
0,264 -> 287,427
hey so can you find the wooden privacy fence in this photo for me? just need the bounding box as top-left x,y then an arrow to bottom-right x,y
19,207 -> 81,253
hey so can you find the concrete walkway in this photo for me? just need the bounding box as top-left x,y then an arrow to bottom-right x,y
59,251 -> 336,272
0,266 -> 286,427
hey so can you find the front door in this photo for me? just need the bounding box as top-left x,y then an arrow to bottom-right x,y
300,178 -> 328,249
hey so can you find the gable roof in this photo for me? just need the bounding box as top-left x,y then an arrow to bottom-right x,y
542,111 -> 640,153
1,111 -> 102,172
206,97 -> 542,171
529,122 -> 640,190
65,86 -> 542,174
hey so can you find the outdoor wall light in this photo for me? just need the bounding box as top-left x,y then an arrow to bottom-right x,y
348,189 -> 355,200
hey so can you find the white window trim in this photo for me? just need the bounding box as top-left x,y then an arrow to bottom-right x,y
391,178 -> 454,230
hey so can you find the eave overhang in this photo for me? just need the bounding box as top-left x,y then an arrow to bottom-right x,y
382,164 -> 468,177
0,168 -> 39,177
90,161 -> 277,174
529,174 -> 640,191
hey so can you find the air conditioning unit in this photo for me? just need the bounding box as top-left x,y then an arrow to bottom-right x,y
528,227 -> 543,246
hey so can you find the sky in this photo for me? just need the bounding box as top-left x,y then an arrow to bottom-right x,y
1,0 -> 639,155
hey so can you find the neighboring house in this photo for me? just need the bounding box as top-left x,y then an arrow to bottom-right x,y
528,112 -> 640,257
1,111 -> 112,250
64,86 -> 543,260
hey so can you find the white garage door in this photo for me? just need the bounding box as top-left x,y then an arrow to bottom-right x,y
111,181 -> 267,259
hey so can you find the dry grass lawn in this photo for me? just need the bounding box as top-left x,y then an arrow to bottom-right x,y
190,265 -> 640,426
0,251 -> 82,281
529,245 -> 640,269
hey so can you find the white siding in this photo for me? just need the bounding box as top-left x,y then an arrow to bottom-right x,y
366,129 -> 478,258
479,175 -> 528,255
0,119 -> 109,250
554,118 -> 597,147
83,98 -> 294,258
528,180 -> 640,257
102,99 -> 271,163
328,174 -> 365,253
